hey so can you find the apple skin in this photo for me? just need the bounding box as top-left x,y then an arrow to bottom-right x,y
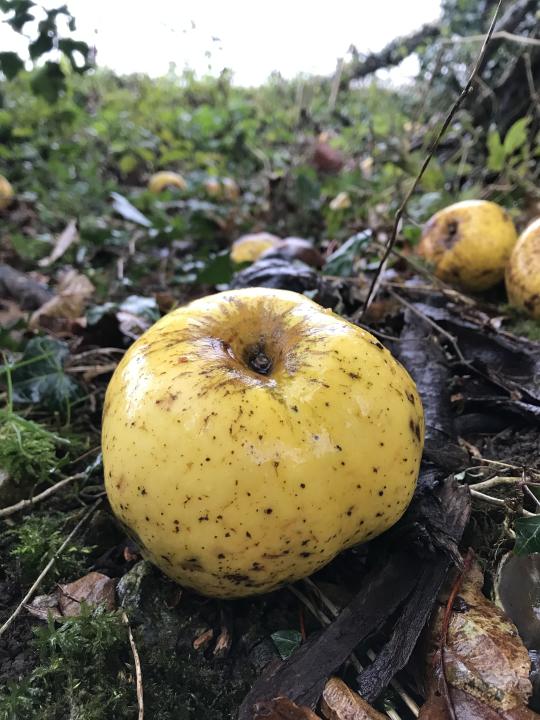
0,175 -> 14,211
418,200 -> 517,291
148,171 -> 187,193
102,288 -> 424,598
505,218 -> 540,319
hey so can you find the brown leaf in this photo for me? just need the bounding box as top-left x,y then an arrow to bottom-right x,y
321,677 -> 387,720
38,219 -> 79,267
29,269 -> 94,329
26,572 -> 116,620
421,558 -> 537,719
419,685 -> 540,720
253,697 -> 321,720
57,571 -> 116,616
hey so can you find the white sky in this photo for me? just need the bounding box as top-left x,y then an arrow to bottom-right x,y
1,0 -> 442,85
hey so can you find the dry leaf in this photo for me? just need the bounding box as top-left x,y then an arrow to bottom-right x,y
321,677 -> 387,720
38,219 -> 79,267
420,558 -> 538,719
57,571 -> 116,616
30,269 -> 94,329
253,696 -> 321,719
26,571 -> 116,620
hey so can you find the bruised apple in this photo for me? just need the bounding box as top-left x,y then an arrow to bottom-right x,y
102,288 -> 424,598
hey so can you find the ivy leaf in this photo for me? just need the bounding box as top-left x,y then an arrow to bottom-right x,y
514,516 -> 540,555
270,630 -> 302,660
197,250 -> 234,285
0,51 -> 25,80
503,117 -> 530,156
10,337 -> 81,411
324,230 -> 372,277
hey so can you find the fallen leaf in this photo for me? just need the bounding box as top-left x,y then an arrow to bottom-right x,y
26,572 -> 116,620
38,219 -> 79,266
495,553 -> 540,649
57,571 -> 116,616
253,697 -> 321,719
420,557 -> 536,719
29,269 -> 94,329
111,191 -> 152,227
321,677 -> 387,720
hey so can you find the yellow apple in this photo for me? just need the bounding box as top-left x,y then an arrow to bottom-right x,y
418,200 -> 517,291
102,288 -> 424,598
230,232 -> 282,264
0,175 -> 14,211
148,171 -> 187,193
505,217 -> 540,318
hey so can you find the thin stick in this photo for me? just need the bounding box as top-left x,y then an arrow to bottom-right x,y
0,500 -> 100,638
470,488 -> 536,516
438,550 -> 474,720
468,476 -> 521,491
0,472 -> 86,519
361,0 -> 503,317
123,611 -> 144,720
445,30 -> 540,48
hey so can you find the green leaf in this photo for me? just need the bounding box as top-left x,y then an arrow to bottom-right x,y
324,230 -> 372,277
57,38 -> 92,72
514,515 -> 540,555
270,630 -> 302,660
30,61 -> 65,103
503,117 -> 530,156
197,250 -> 234,285
0,51 -> 25,80
487,129 -> 505,172
10,337 -> 82,411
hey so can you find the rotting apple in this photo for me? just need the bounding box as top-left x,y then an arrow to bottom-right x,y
505,217 -> 540,319
102,288 -> 424,598
418,199 -> 517,291
230,232 -> 282,264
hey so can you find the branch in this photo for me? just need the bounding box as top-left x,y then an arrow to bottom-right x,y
340,23 -> 441,88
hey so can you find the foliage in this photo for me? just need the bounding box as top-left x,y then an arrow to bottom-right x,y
0,0 -> 93,101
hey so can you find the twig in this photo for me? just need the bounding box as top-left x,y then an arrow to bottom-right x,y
0,471 -> 86,519
329,58 -> 344,111
469,488 -> 536,516
0,500 -> 100,638
445,30 -> 540,48
361,0 -> 503,317
123,611 -> 144,720
437,549 -> 474,720
468,476 -> 521,491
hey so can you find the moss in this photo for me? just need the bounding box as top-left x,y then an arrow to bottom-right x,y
7,513 -> 95,586
0,607 -> 134,720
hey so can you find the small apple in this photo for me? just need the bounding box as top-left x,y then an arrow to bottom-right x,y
0,175 -> 14,211
418,200 -> 517,291
203,177 -> 222,197
102,288 -> 424,598
230,232 -> 282,264
505,217 -> 540,318
148,171 -> 187,193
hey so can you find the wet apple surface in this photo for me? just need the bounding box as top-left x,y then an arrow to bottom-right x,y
102,288 -> 424,598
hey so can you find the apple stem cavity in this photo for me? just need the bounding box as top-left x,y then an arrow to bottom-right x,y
245,343 -> 273,376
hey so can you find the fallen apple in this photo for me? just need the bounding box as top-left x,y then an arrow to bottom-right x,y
230,232 -> 282,264
148,171 -> 187,193
418,199 -> 517,291
102,288 -> 424,598
505,217 -> 540,318
0,175 -> 14,211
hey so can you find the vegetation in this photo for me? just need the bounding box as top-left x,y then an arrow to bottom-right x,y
0,0 -> 539,717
